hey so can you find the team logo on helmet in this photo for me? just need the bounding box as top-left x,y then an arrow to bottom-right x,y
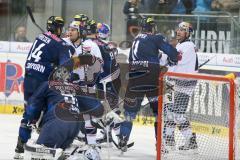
97,23 -> 110,39
178,22 -> 193,33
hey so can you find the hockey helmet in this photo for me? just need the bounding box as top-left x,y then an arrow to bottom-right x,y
97,23 -> 110,39
74,14 -> 89,26
84,147 -> 101,160
46,16 -> 64,36
68,20 -> 87,37
140,17 -> 156,33
86,19 -> 98,35
69,21 -> 81,32
178,22 -> 193,33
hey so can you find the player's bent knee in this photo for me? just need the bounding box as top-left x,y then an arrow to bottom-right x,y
124,111 -> 137,122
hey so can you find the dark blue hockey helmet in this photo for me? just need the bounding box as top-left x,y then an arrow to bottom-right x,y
46,16 -> 64,37
74,14 -> 89,27
97,23 -> 110,39
86,19 -> 98,35
140,17 -> 157,33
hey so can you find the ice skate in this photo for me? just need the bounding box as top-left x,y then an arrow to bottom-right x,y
118,135 -> 128,153
13,137 -> 25,159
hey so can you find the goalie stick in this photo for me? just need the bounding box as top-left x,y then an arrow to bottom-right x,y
26,6 -> 45,32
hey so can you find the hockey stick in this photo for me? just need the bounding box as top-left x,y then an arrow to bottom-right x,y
26,6 -> 45,32
198,54 -> 217,68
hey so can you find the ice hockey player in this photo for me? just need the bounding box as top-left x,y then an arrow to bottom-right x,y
22,73 -> 104,160
164,21 -> 198,152
86,20 -> 122,143
14,16 -> 75,159
63,19 -> 104,159
118,17 -> 180,152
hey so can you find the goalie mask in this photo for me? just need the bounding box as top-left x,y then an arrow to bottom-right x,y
52,67 -> 70,82
84,147 -> 101,160
46,16 -> 64,37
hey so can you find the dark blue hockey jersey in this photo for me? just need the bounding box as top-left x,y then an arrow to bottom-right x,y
93,38 -> 120,81
129,33 -> 178,64
25,32 -> 74,81
25,81 -> 64,122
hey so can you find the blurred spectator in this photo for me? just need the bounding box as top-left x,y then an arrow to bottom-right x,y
123,0 -> 140,41
157,0 -> 179,14
212,0 -> 240,14
139,0 -> 160,13
192,0 -> 212,13
123,0 -> 139,19
13,26 -> 29,42
182,0 -> 196,14
172,0 -> 195,14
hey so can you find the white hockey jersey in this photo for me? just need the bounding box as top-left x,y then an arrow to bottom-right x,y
168,40 -> 198,95
63,38 -> 103,83
168,40 -> 198,73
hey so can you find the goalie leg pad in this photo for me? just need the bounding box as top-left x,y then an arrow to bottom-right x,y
24,142 -> 63,160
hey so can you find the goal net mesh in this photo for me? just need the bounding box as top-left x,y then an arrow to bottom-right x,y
157,73 -> 239,160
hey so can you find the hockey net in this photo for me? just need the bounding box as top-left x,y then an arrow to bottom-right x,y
157,72 -> 239,160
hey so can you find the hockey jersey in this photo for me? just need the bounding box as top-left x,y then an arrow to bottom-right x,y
25,81 -> 64,122
168,40 -> 198,96
92,38 -> 120,82
129,33 -> 178,64
168,40 -> 198,73
25,32 -> 74,81
63,38 -> 103,86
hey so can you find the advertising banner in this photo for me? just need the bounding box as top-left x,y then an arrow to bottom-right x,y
0,50 -> 27,114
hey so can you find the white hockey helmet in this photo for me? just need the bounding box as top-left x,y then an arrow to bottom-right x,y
69,21 -> 81,32
178,22 -> 193,33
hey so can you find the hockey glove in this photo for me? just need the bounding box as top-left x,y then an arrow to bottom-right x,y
177,51 -> 182,61
167,57 -> 178,66
69,73 -> 80,83
79,54 -> 96,65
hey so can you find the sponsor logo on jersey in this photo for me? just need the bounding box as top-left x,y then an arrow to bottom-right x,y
131,60 -> 148,67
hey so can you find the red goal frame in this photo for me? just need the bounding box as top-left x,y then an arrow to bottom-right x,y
156,72 -> 236,160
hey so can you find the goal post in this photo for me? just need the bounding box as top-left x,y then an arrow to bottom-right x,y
157,72 -> 238,160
